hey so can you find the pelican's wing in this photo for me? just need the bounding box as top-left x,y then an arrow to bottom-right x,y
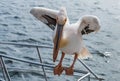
78,15 -> 100,35
30,7 -> 59,30
81,25 -> 95,35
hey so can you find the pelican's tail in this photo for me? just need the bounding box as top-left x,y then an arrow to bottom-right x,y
78,47 -> 92,59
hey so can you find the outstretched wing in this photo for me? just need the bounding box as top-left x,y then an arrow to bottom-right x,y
79,15 -> 100,35
30,7 -> 59,30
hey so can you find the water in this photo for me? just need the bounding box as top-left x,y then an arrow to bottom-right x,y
0,0 -> 120,81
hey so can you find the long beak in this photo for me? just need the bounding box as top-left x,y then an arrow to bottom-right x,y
53,24 -> 64,62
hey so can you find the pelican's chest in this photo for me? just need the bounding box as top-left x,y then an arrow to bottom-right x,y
59,37 -> 69,48
60,29 -> 82,52
58,23 -> 83,54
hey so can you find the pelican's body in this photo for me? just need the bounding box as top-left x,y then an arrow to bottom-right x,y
30,7 -> 100,75
58,22 -> 83,54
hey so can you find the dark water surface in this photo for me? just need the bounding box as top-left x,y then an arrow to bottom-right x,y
0,0 -> 120,81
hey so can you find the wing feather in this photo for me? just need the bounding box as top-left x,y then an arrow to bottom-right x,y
30,7 -> 59,30
78,15 -> 100,35
78,47 -> 92,59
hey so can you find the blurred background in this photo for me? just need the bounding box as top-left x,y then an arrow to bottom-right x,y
0,0 -> 120,81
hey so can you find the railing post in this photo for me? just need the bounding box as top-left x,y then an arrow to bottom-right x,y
36,47 -> 48,81
0,57 -> 11,81
88,75 -> 90,81
21,73 -> 27,81
0,57 -> 7,81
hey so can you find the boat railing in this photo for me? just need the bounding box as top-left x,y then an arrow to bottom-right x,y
0,42 -> 104,81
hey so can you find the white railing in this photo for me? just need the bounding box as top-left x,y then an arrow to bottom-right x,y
0,42 -> 104,81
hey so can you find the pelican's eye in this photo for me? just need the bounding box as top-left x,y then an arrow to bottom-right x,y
65,18 -> 67,22
63,18 -> 67,24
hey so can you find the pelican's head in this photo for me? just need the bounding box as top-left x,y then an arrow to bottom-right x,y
79,15 -> 100,35
57,7 -> 67,25
53,7 -> 67,62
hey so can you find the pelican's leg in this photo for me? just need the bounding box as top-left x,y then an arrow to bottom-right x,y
65,53 -> 78,75
54,52 -> 65,75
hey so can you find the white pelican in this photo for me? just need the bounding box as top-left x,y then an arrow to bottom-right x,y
30,7 -> 100,75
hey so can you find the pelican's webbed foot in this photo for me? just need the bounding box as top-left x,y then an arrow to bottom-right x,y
65,66 -> 74,75
54,64 -> 64,76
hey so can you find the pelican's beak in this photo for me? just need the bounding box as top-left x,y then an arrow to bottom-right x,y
53,24 -> 64,62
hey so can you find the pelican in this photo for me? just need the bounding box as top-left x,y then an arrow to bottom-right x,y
30,7 -> 100,75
